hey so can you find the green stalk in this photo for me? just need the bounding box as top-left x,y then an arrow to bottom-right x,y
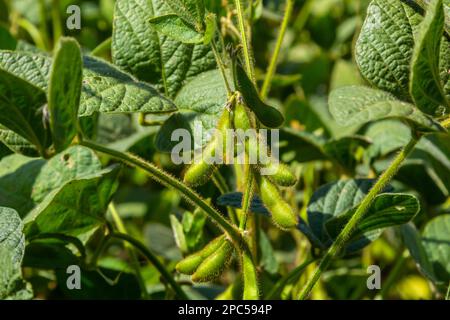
110,232 -> 188,300
108,203 -> 149,299
239,168 -> 254,230
260,0 -> 294,100
298,136 -> 420,299
38,0 -> 50,50
17,18 -> 47,50
446,282 -> 450,300
79,140 -> 242,244
212,170 -> 239,225
211,38 -> 233,96
234,0 -> 255,81
51,0 -> 62,43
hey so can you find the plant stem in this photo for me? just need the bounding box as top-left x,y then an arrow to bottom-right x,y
211,39 -> 233,96
234,0 -> 255,81
260,0 -> 294,100
446,281 -> 450,300
239,168 -> 254,230
298,136 -> 419,300
80,140 -> 242,244
110,232 -> 188,299
51,0 -> 62,43
108,202 -> 149,299
212,170 -> 239,225
17,18 -> 47,50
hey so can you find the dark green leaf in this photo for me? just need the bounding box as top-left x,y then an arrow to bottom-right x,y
410,0 -> 449,116
329,86 -> 443,132
149,14 -> 203,44
48,37 -> 83,152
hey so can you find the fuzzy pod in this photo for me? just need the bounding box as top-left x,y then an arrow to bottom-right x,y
264,162 -> 297,187
183,110 -> 232,186
191,239 -> 234,282
233,102 -> 252,130
176,235 -> 226,275
258,177 -> 298,230
247,138 -> 297,187
234,64 -> 284,128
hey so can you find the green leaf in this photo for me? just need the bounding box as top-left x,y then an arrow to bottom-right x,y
0,61 -> 49,156
0,125 -> 39,157
0,207 -> 33,300
0,146 -> 103,217
217,192 -> 270,216
149,14 -> 203,44
403,215 -> 450,289
23,238 -> 81,270
356,0 -> 421,99
0,51 -> 177,116
325,193 -> 420,241
421,215 -> 450,286
278,128 -> 327,163
155,70 -> 228,151
24,165 -> 120,242
329,86 -> 443,132
170,214 -> 188,253
203,13 -> 217,45
111,0 -> 216,98
165,0 -> 204,28
410,0 -> 449,116
48,37 -> 83,152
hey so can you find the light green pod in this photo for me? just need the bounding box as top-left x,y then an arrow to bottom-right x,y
264,162 -> 297,187
176,235 -> 225,275
183,110 -> 231,186
258,177 -> 298,230
191,240 -> 234,282
233,102 -> 252,130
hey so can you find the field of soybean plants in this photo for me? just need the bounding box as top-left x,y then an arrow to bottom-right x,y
0,0 -> 449,301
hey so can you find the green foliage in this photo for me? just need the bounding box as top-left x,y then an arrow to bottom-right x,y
0,0 -> 449,302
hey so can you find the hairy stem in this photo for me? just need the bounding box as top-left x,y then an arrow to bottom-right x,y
108,202 -> 149,299
80,140 -> 242,244
298,136 -> 419,299
110,232 -> 188,299
260,0 -> 294,100
234,0 -> 255,81
211,38 -> 233,96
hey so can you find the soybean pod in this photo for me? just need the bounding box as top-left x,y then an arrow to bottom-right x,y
176,235 -> 226,275
192,239 -> 234,282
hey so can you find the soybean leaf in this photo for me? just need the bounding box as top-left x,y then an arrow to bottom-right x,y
148,14 -> 203,44
0,63 -> 49,156
0,25 -> 16,50
356,0 -> 422,99
23,238 -> 81,270
325,193 -> 420,241
0,207 -> 33,300
165,0 -> 204,28
155,70 -> 228,152
24,165 -> 120,242
329,86 -> 443,132
278,128 -> 327,164
170,214 -> 188,253
48,37 -> 83,152
112,0 -> 216,98
307,179 -> 376,248
421,215 -> 450,287
0,146 -> 103,217
410,0 -> 450,116
0,51 -> 176,116
0,125 -> 40,157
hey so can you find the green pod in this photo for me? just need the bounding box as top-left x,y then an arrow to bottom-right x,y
258,177 -> 298,230
183,110 -> 231,186
176,235 -> 225,275
192,239 -> 234,282
234,64 -> 284,128
264,162 -> 297,187
247,138 -> 297,187
233,102 -> 252,130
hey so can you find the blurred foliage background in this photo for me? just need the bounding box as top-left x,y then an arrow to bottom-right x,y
1,0 -> 448,300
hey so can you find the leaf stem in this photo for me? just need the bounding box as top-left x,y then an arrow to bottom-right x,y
79,140 -> 242,244
298,136 -> 419,299
108,202 -> 149,299
110,232 -> 188,299
234,0 -> 255,81
211,39 -> 233,96
260,0 -> 294,100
